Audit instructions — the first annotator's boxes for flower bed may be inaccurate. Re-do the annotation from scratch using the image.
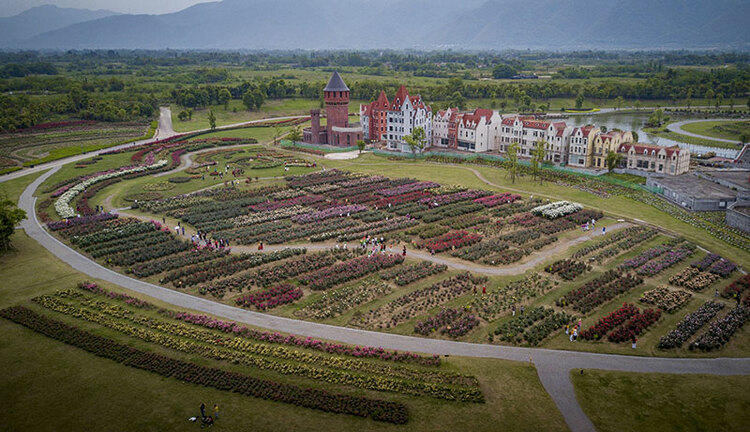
[0,306,409,424]
[545,259,591,281]
[619,239,683,270]
[669,267,719,292]
[579,303,640,341]
[235,283,303,310]
[691,306,750,351]
[291,204,367,224]
[299,254,404,291]
[473,193,521,208]
[130,249,229,278]
[418,190,488,207]
[640,287,692,313]
[377,181,440,197]
[556,271,644,313]
[472,274,556,322]
[249,194,323,212]
[708,258,737,278]
[355,273,487,330]
[493,306,573,346]
[634,246,695,276]
[379,262,447,286]
[47,213,118,231]
[607,308,661,343]
[452,238,509,262]
[658,301,725,349]
[530,201,583,219]
[423,230,482,253]
[443,214,490,230]
[297,280,392,320]
[691,253,721,271]
[572,226,652,259]
[722,275,750,299]
[406,224,450,240]
[414,308,480,338]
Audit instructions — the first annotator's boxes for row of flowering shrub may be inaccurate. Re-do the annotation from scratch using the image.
[619,239,683,270]
[690,306,750,351]
[571,226,652,259]
[634,245,695,276]
[74,281,441,366]
[297,280,393,320]
[379,262,447,286]
[47,213,118,231]
[299,254,404,291]
[249,194,323,212]
[587,228,659,264]
[331,217,418,242]
[377,181,440,197]
[670,267,720,292]
[291,204,368,224]
[579,303,640,341]
[473,193,521,208]
[355,273,487,330]
[69,220,156,247]
[658,301,726,349]
[55,160,167,218]
[130,249,229,278]
[422,230,482,253]
[235,283,303,310]
[414,308,480,338]
[530,201,583,219]
[406,224,450,240]
[443,214,490,230]
[722,275,750,299]
[163,248,305,287]
[418,190,488,207]
[493,306,573,346]
[556,271,644,313]
[41,291,481,402]
[472,274,557,322]
[257,217,359,244]
[451,238,509,262]
[607,308,661,343]
[545,259,591,281]
[0,306,409,424]
[640,287,693,313]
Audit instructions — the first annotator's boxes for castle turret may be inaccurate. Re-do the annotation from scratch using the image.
[324,71,350,139]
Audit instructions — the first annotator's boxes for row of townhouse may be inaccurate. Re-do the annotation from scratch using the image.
[361,93,689,175]
[360,86,432,153]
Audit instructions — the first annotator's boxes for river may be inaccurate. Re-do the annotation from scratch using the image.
[565,112,741,159]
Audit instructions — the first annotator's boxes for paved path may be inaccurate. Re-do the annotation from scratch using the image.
[17,167,750,432]
[668,118,742,144]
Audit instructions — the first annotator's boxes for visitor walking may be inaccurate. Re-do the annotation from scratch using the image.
[482,285,487,295]
[213,404,219,420]
[511,305,516,317]
[631,337,637,349]
[520,305,525,315]
[402,246,407,256]
[602,226,606,235]
[258,242,264,251]
[200,403,206,418]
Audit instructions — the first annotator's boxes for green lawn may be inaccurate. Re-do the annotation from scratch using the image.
[0,170,48,204]
[649,125,743,149]
[603,172,647,185]
[572,370,750,432]
[680,120,750,142]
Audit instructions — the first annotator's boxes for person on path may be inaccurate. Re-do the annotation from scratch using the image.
[572,327,578,342]
[200,403,206,418]
[715,289,719,298]
[258,242,263,251]
[512,305,516,317]
[162,217,166,224]
[181,226,185,236]
[402,246,407,256]
[473,286,477,295]
[482,285,487,295]
[431,249,435,256]
[520,305,525,315]
[631,336,637,349]
[602,226,606,235]
[213,404,219,420]
[565,324,570,336]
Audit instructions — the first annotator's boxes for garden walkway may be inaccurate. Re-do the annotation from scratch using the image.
[668,119,740,144]
[18,167,750,432]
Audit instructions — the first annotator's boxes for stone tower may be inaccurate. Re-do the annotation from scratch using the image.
[324,71,350,139]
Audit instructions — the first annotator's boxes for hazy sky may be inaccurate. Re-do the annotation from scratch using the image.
[0,0,216,17]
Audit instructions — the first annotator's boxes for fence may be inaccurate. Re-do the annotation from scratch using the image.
[281,140,357,153]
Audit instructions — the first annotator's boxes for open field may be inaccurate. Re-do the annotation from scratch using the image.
[572,370,750,432]
[679,120,750,142]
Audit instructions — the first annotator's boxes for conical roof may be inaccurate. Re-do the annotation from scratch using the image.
[324,71,349,92]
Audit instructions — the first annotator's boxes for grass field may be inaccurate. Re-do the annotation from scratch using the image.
[649,125,743,149]
[680,120,750,142]
[572,370,750,432]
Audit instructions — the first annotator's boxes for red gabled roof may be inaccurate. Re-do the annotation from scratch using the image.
[619,143,684,157]
[460,109,494,128]
[391,85,409,110]
[521,119,551,130]
[372,90,389,110]
[501,116,517,126]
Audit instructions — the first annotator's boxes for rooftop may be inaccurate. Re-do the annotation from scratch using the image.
[650,174,737,200]
[324,71,349,92]
[702,170,750,191]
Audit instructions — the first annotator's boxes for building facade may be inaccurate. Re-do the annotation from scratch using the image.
[303,72,363,147]
[591,131,634,169]
[360,85,432,152]
[567,126,600,168]
[617,143,690,175]
[497,117,574,163]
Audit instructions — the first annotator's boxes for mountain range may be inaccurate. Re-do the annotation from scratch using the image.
[3,0,749,50]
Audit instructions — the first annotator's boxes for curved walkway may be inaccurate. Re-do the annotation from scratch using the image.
[17,168,750,432]
[668,119,741,144]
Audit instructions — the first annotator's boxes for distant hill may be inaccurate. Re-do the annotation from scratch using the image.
[0,5,119,44]
[6,0,750,50]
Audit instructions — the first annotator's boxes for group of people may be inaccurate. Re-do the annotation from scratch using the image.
[565,319,584,342]
[581,218,597,232]
[189,403,219,427]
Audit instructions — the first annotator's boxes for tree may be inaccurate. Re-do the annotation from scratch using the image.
[218,88,232,110]
[705,89,715,107]
[634,100,642,111]
[505,141,520,184]
[531,140,547,184]
[357,139,366,154]
[686,89,693,109]
[0,195,26,252]
[716,94,724,109]
[605,151,623,172]
[739,132,749,145]
[646,108,669,127]
[243,88,265,111]
[492,64,517,79]
[448,91,465,111]
[177,110,188,121]
[747,98,750,111]
[207,109,216,130]
[614,96,624,110]
[287,125,302,145]
[631,131,639,142]
[273,126,283,146]
[187,108,193,121]
[404,126,427,157]
[69,85,89,112]
[575,91,585,109]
